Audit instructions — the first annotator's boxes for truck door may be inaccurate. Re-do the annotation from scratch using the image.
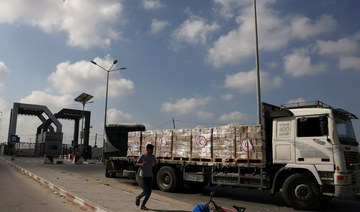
[294,116,334,169]
[273,117,296,164]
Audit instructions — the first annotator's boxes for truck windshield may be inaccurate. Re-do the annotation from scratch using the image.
[335,116,358,146]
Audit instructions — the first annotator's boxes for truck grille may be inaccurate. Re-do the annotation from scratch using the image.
[344,151,360,170]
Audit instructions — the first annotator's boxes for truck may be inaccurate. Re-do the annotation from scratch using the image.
[104,101,360,210]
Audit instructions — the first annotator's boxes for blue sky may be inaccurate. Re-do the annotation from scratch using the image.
[0,0,359,146]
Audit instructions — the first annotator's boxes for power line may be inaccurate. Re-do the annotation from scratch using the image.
[154,120,173,129]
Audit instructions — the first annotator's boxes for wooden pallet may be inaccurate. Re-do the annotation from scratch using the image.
[156,156,171,160]
[191,158,211,162]
[235,159,262,164]
[213,158,235,163]
[172,157,190,161]
[127,155,139,159]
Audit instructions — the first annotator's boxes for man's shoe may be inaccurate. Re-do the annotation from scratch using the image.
[141,205,149,210]
[135,197,140,206]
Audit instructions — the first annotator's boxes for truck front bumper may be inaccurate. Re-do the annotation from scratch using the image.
[334,170,360,199]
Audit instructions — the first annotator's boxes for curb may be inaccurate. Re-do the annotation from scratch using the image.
[0,156,110,212]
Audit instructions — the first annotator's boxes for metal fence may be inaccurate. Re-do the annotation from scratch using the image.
[0,142,102,159]
[0,142,73,157]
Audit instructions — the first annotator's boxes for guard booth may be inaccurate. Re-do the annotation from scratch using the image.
[36,132,63,157]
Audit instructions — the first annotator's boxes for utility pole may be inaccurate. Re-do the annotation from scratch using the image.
[94,133,98,148]
[172,117,176,129]
[254,0,262,125]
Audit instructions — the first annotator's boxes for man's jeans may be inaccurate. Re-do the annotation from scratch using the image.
[138,177,152,206]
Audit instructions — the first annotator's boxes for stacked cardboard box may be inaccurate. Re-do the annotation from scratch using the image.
[172,129,192,159]
[235,125,263,161]
[213,125,235,160]
[127,131,141,157]
[141,131,156,155]
[127,124,263,163]
[155,130,173,158]
[191,127,212,159]
[248,125,263,160]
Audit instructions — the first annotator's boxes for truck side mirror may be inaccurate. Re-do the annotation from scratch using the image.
[320,116,328,136]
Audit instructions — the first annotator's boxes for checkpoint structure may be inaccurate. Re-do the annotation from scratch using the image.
[7,102,91,162]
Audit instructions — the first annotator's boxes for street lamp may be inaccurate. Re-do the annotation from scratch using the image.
[253,0,261,125]
[90,60,126,160]
[75,93,94,154]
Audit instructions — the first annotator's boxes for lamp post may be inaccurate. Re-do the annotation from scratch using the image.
[254,0,261,125]
[75,93,94,155]
[90,60,126,160]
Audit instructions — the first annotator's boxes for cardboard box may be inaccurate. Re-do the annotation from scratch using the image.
[141,131,156,154]
[191,127,212,159]
[172,129,192,158]
[213,125,235,160]
[155,130,172,158]
[127,131,141,157]
[235,125,263,161]
[247,125,262,139]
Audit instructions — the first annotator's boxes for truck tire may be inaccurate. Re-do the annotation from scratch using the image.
[157,166,179,192]
[282,173,322,210]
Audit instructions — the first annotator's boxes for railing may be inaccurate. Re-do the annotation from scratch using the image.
[0,142,73,157]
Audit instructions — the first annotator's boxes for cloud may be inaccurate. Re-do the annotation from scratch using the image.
[221,94,234,101]
[107,108,133,124]
[150,19,169,34]
[213,0,251,20]
[172,15,219,49]
[142,0,165,10]
[315,38,358,55]
[0,0,125,49]
[207,1,336,68]
[19,91,74,112]
[289,15,336,39]
[161,96,213,115]
[339,56,360,72]
[0,98,6,112]
[0,61,10,79]
[224,70,283,93]
[287,97,306,104]
[48,56,134,98]
[197,111,214,120]
[218,111,249,123]
[284,48,327,77]
[0,61,10,92]
[61,0,125,48]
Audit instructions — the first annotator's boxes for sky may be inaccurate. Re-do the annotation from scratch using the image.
[0,0,359,147]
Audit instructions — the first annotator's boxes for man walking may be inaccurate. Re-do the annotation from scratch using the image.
[136,143,156,210]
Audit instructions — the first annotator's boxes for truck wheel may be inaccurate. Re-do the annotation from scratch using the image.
[157,166,178,192]
[282,173,322,210]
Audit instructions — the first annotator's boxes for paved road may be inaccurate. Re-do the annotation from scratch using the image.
[0,161,86,212]
[42,159,360,212]
[2,157,360,212]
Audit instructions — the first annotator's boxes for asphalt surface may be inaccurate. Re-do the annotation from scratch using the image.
[0,161,87,212]
[0,156,193,212]
[1,155,359,212]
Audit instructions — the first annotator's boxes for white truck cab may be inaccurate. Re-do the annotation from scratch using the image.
[272,101,360,204]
